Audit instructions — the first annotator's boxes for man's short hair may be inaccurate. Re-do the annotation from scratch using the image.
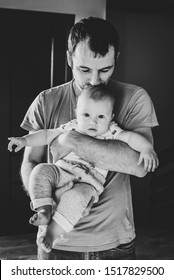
[68,17,119,59]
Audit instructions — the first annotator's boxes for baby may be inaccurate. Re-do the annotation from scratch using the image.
[8,84,159,252]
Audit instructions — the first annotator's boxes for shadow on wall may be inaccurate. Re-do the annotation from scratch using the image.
[106,8,174,227]
[132,141,174,227]
[149,141,174,225]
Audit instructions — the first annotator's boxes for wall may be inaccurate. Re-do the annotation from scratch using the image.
[107,8,174,225]
[0,1,106,235]
[107,9,174,153]
[0,0,106,21]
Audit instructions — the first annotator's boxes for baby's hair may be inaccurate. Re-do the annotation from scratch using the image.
[79,84,115,110]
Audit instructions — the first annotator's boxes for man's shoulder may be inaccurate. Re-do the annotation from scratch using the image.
[40,80,73,100]
[108,79,143,95]
[108,79,149,106]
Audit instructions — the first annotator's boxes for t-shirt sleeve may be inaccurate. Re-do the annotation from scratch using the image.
[123,88,159,130]
[108,122,124,139]
[20,91,45,132]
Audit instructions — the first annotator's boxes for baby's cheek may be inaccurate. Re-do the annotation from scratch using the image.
[78,122,88,134]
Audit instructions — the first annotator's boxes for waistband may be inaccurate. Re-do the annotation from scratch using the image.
[38,240,136,260]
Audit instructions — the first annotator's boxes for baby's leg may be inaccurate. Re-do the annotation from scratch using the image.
[57,182,98,225]
[28,163,60,226]
[39,182,98,252]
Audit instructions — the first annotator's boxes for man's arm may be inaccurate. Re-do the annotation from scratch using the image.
[20,145,45,193]
[50,127,154,178]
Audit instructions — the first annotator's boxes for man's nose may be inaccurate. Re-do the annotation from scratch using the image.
[90,72,100,86]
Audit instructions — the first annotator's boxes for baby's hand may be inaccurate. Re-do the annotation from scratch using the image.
[138,148,159,172]
[8,137,27,152]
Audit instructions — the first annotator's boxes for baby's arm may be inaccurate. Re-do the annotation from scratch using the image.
[8,120,77,152]
[8,128,63,153]
[116,130,159,172]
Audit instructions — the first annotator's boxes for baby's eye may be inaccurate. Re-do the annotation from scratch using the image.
[98,115,105,119]
[84,113,90,117]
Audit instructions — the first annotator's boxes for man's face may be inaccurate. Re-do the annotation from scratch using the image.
[68,42,115,92]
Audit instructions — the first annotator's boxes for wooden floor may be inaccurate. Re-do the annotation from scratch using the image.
[0,233,37,260]
[0,225,174,260]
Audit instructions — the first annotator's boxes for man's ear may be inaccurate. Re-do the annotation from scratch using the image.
[67,50,73,68]
[116,51,120,63]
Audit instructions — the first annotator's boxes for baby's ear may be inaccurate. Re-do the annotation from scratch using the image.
[112,113,115,120]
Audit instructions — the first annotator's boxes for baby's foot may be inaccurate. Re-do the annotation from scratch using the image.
[39,235,52,253]
[39,232,65,253]
[37,227,54,253]
[37,219,66,253]
[29,209,51,226]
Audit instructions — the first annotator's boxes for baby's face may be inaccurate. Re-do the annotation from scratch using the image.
[76,94,113,137]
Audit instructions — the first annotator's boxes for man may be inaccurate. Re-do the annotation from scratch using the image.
[20,17,158,260]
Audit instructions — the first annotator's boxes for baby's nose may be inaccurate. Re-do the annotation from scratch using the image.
[90,118,97,124]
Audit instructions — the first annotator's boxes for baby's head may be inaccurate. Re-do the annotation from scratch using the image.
[76,84,115,137]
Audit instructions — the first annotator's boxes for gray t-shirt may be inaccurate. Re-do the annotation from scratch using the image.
[21,79,158,252]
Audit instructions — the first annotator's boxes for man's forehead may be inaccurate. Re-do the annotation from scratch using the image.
[73,42,115,63]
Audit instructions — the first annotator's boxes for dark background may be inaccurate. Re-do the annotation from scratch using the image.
[107,0,174,227]
[0,0,174,236]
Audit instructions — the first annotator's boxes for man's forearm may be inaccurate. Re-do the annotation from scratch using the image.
[58,131,146,177]
[20,161,36,194]
[77,137,145,177]
[20,145,45,193]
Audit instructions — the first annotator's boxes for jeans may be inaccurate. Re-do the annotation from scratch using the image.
[37,240,136,260]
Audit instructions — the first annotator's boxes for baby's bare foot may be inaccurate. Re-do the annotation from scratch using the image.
[37,228,53,253]
[39,232,65,253]
[29,209,51,226]
[40,236,52,253]
[37,219,66,253]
